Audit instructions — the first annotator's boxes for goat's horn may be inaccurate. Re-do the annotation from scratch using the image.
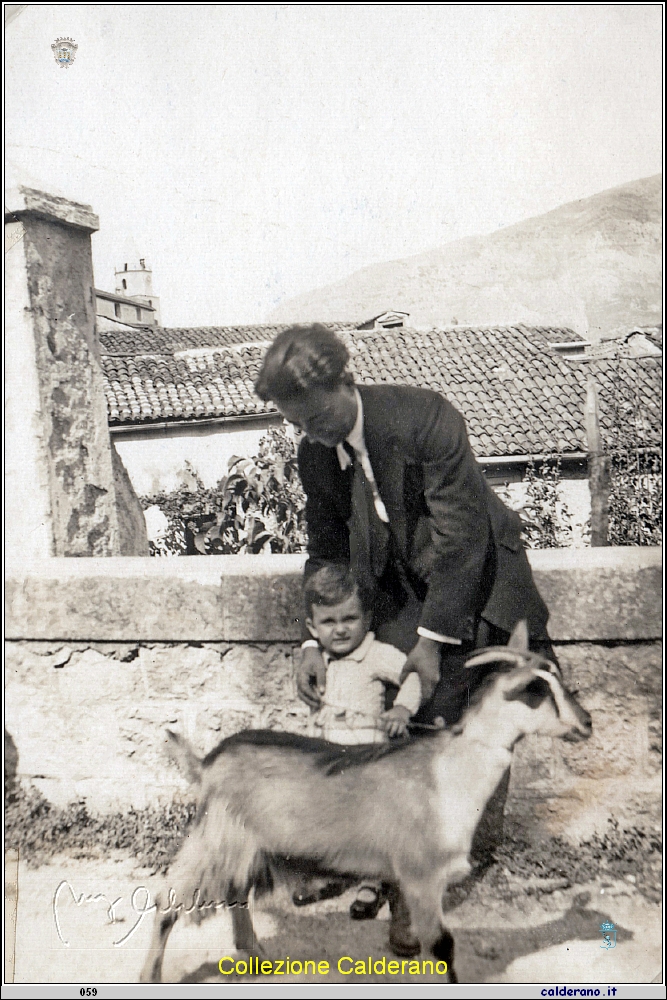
[464,649,523,668]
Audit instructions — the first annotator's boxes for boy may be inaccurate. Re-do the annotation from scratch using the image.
[294,564,421,918]
[304,564,421,744]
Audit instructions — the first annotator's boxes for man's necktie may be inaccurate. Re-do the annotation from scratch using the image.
[344,442,390,581]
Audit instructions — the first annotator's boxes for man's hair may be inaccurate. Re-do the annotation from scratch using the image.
[304,564,374,618]
[255,324,350,402]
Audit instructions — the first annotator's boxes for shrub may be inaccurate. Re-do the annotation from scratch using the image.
[521,457,572,549]
[5,781,195,871]
[607,455,662,546]
[604,368,662,546]
[141,426,308,556]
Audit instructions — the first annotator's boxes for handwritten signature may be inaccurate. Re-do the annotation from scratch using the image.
[53,881,248,947]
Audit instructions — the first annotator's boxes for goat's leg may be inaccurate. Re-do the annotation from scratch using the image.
[139,890,259,983]
[386,883,421,958]
[138,894,178,984]
[469,767,509,870]
[231,901,258,953]
[398,878,458,983]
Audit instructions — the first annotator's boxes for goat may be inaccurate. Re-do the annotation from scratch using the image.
[139,622,592,983]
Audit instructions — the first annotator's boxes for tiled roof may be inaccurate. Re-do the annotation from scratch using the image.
[101,324,661,457]
[98,322,358,356]
[551,356,661,454]
[103,347,272,423]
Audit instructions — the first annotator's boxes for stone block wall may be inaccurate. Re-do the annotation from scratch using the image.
[5,639,306,811]
[506,641,662,840]
[5,548,662,839]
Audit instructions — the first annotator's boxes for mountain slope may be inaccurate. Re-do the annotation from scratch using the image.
[269,175,662,340]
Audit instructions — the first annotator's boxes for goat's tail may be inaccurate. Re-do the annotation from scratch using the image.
[165,729,203,785]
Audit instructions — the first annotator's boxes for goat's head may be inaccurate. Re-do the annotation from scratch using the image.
[463,621,592,744]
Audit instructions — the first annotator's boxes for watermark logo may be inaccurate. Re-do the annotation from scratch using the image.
[51,37,78,68]
[599,920,617,950]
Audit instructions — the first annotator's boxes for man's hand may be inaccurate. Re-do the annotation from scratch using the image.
[295,645,327,709]
[399,636,442,703]
[380,705,411,739]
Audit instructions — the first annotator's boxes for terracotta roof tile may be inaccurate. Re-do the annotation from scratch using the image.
[97,321,358,356]
[101,324,661,457]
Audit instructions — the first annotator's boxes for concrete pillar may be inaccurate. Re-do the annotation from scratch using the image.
[5,186,148,557]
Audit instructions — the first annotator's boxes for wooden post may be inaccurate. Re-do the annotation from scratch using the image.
[585,377,611,546]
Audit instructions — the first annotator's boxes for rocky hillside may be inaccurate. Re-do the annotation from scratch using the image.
[269,175,662,341]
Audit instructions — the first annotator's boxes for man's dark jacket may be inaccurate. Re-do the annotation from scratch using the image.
[298,384,549,643]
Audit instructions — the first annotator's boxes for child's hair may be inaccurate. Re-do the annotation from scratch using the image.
[304,564,374,618]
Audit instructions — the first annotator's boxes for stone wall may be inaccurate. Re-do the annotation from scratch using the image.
[5,638,304,811]
[506,640,662,840]
[5,549,662,839]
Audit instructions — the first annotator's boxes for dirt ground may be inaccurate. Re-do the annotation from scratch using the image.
[9,851,662,985]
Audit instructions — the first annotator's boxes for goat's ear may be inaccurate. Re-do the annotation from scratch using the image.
[503,675,551,708]
[507,619,530,653]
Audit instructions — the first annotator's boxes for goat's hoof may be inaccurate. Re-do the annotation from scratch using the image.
[388,925,421,958]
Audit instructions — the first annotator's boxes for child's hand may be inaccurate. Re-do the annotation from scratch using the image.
[380,705,411,738]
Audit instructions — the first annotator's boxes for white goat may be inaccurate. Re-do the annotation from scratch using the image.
[140,623,591,983]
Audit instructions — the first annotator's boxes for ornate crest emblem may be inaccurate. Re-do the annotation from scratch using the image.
[51,37,78,69]
[599,920,617,949]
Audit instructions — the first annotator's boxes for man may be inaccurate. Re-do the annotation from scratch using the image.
[255,323,555,725]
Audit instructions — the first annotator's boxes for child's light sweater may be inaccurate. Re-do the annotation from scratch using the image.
[310,631,421,745]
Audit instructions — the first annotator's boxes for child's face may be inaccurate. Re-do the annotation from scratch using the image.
[306,593,370,658]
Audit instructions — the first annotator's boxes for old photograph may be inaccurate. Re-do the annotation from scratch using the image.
[5,4,662,993]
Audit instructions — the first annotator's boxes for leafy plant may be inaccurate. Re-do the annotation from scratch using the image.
[607,456,662,546]
[141,427,308,556]
[604,367,662,546]
[521,457,572,549]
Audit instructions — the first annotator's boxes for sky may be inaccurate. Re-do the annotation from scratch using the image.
[5,4,663,326]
